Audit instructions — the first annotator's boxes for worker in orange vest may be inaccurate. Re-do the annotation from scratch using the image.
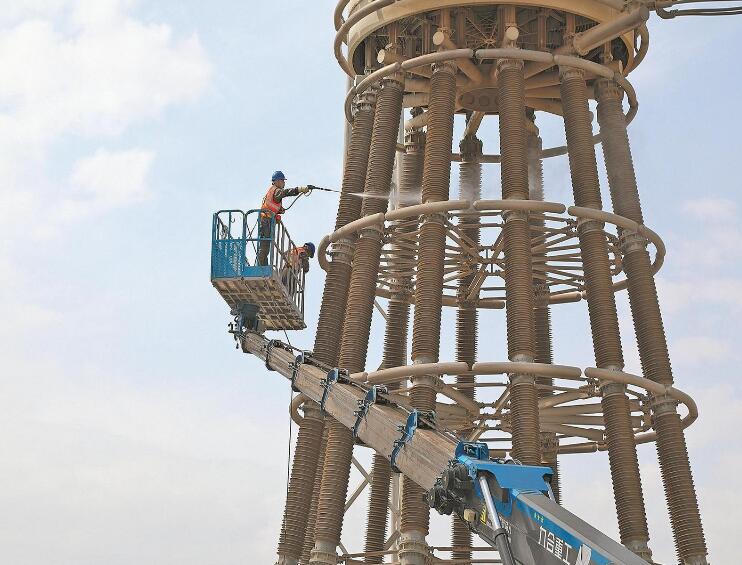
[290,242,315,273]
[282,242,315,296]
[257,171,316,266]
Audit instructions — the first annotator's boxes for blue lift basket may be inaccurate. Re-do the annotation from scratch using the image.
[211,209,306,330]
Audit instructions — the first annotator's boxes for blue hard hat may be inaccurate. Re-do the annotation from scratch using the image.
[271,170,287,182]
[304,242,316,257]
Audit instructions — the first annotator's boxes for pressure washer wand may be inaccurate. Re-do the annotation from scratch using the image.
[307,185,341,194]
[284,185,341,211]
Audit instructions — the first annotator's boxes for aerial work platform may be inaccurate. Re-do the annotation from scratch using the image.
[211,209,306,331]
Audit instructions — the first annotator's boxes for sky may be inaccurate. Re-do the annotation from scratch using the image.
[0,1,739,564]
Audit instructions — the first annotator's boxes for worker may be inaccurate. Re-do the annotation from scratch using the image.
[282,242,315,297]
[290,241,315,274]
[257,171,316,266]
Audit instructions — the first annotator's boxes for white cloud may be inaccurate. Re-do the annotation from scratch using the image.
[669,197,742,269]
[657,276,742,314]
[681,197,737,222]
[59,147,154,222]
[0,0,211,237]
[0,355,284,565]
[670,335,730,366]
[675,224,742,269]
[0,3,210,143]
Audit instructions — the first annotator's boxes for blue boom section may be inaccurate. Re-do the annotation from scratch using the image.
[443,441,647,565]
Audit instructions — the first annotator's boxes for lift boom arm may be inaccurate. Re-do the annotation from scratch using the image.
[242,332,646,565]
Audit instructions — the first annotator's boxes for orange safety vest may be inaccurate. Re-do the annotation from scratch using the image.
[290,246,306,268]
[261,185,284,221]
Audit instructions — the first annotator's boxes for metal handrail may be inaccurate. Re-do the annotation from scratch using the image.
[211,209,306,315]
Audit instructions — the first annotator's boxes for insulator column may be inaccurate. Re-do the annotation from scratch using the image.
[363,300,409,564]
[497,59,541,466]
[451,132,482,565]
[276,403,325,565]
[310,74,405,565]
[596,78,708,565]
[560,67,651,560]
[301,427,328,565]
[313,90,377,366]
[363,124,423,564]
[527,124,561,504]
[278,85,377,565]
[400,58,457,565]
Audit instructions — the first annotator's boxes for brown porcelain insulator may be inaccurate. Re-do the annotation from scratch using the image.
[578,228,624,370]
[527,131,551,373]
[455,297,477,362]
[412,219,447,362]
[498,60,536,359]
[313,100,376,366]
[404,61,456,538]
[400,127,426,201]
[301,426,328,565]
[411,63,455,363]
[543,446,561,504]
[411,380,437,411]
[455,301,478,399]
[527,130,545,203]
[601,387,650,544]
[498,62,530,201]
[364,453,392,564]
[400,475,429,536]
[289,94,377,565]
[339,75,405,375]
[540,431,561,504]
[383,299,410,370]
[653,406,708,561]
[400,381,437,536]
[277,403,326,561]
[533,300,553,368]
[509,375,542,466]
[313,419,355,547]
[335,100,376,230]
[560,68,650,552]
[313,76,404,561]
[596,80,673,384]
[340,235,385,373]
[594,80,644,226]
[529,129,561,503]
[314,261,354,366]
[596,80,707,563]
[456,155,481,403]
[502,217,536,360]
[453,164,478,565]
[386,127,424,300]
[452,515,473,564]
[361,78,405,216]
[560,70,603,210]
[420,63,456,203]
[622,249,673,386]
[364,213,412,562]
[498,59,540,467]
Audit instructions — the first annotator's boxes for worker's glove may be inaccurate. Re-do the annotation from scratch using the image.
[298,186,312,194]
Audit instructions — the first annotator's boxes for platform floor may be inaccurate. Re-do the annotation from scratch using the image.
[212,273,305,331]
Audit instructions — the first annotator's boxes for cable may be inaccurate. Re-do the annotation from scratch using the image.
[285,386,293,501]
[283,330,293,349]
[282,193,305,212]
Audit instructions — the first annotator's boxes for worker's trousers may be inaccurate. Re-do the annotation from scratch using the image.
[257,218,272,266]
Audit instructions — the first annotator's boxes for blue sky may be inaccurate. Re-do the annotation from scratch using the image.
[0,1,739,563]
